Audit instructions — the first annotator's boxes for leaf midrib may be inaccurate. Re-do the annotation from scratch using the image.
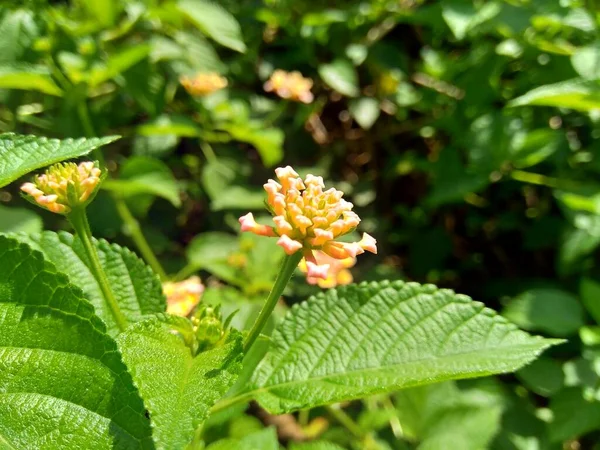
[246,339,555,399]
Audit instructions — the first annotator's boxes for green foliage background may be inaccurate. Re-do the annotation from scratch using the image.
[1,0,600,448]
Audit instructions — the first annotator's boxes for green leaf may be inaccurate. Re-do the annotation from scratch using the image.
[502,288,585,337]
[117,316,243,449]
[244,281,559,414]
[102,156,181,208]
[571,44,600,80]
[290,442,346,450]
[137,114,201,138]
[318,59,359,97]
[0,10,38,64]
[395,380,504,450]
[441,0,476,40]
[580,277,600,324]
[12,231,166,337]
[87,45,151,87]
[224,125,284,167]
[549,388,600,442]
[509,78,600,112]
[0,63,63,96]
[178,0,246,53]
[186,232,240,284]
[0,235,152,448]
[517,357,564,397]
[349,97,380,130]
[0,133,119,189]
[205,428,279,450]
[0,205,42,234]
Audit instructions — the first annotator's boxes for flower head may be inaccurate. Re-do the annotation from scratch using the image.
[239,166,376,282]
[21,161,103,214]
[299,251,355,288]
[163,276,205,317]
[264,70,314,104]
[180,72,228,96]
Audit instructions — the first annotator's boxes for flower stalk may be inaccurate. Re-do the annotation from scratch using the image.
[68,207,129,332]
[244,251,303,353]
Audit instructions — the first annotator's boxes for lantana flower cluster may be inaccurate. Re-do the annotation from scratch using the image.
[264,70,314,104]
[180,72,228,96]
[239,166,376,281]
[163,276,205,317]
[298,251,355,288]
[21,161,102,214]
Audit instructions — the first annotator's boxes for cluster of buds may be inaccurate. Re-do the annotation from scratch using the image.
[21,161,103,214]
[239,166,376,282]
[163,276,205,317]
[264,70,314,104]
[180,72,228,96]
[299,251,355,289]
[192,304,233,352]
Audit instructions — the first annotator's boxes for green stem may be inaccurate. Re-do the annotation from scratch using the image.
[199,141,217,164]
[326,405,364,439]
[243,251,303,353]
[68,208,129,332]
[509,170,561,188]
[114,197,168,281]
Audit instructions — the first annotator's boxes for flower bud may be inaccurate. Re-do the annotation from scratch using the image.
[21,161,103,214]
[163,276,204,317]
[180,72,228,96]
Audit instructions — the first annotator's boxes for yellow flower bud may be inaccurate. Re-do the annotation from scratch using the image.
[264,70,314,104]
[163,276,205,317]
[180,72,228,96]
[21,161,103,214]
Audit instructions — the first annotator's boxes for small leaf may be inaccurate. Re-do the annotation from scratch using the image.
[205,428,279,450]
[441,0,476,40]
[102,156,181,208]
[571,44,600,80]
[186,232,240,283]
[178,0,246,53]
[87,45,151,88]
[509,78,600,112]
[580,277,600,324]
[318,59,359,97]
[0,235,152,448]
[517,357,564,397]
[224,125,284,167]
[0,205,42,234]
[117,316,243,449]
[0,133,119,189]
[0,63,62,96]
[245,281,559,414]
[12,231,166,336]
[349,97,380,130]
[549,388,600,442]
[502,288,585,337]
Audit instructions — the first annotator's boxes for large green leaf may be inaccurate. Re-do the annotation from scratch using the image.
[509,78,600,111]
[13,231,165,336]
[117,316,243,449]
[178,0,246,53]
[0,235,153,448]
[244,281,559,413]
[0,133,119,189]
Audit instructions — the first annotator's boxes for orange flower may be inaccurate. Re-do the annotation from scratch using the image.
[264,70,314,103]
[298,251,355,288]
[163,276,205,317]
[239,166,376,281]
[21,161,102,214]
[180,72,228,96]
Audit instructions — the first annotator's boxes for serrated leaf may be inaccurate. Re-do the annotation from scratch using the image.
[102,156,181,208]
[0,63,63,96]
[244,281,559,414]
[12,231,165,336]
[0,205,42,234]
[318,59,359,97]
[0,133,119,189]
[509,78,600,111]
[117,316,243,449]
[178,0,246,53]
[0,235,153,448]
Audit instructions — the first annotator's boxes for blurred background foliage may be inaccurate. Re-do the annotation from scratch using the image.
[2,0,600,448]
